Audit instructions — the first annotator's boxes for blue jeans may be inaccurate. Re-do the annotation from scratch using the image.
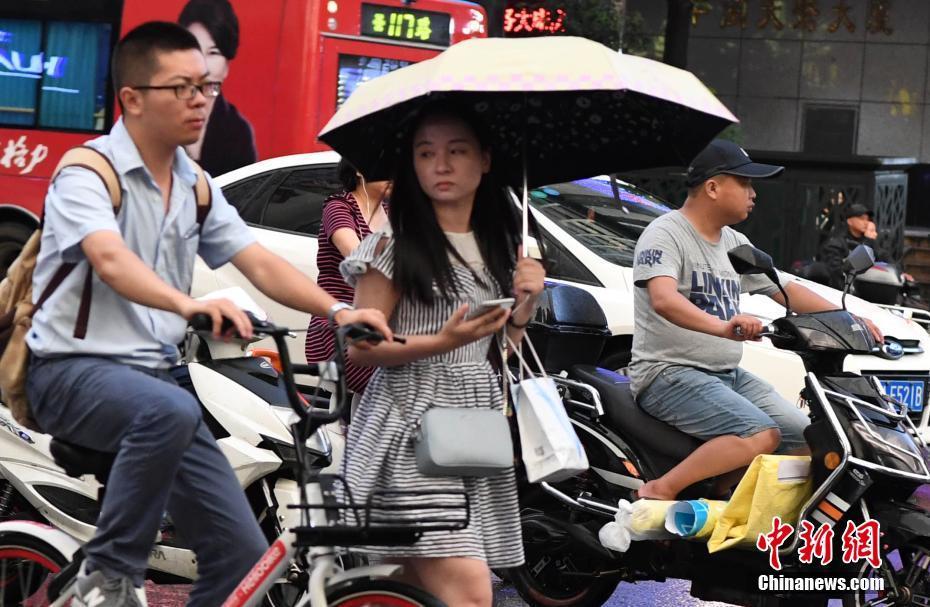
[26,355,267,607]
[637,365,809,453]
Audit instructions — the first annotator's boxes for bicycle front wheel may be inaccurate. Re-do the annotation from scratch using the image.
[325,579,445,607]
[0,531,68,606]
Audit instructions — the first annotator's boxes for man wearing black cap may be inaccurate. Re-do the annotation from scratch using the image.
[817,203,906,289]
[630,139,882,501]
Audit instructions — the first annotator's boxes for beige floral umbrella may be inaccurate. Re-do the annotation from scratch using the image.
[319,36,737,247]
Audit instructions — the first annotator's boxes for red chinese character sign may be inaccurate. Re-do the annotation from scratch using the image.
[793,0,821,32]
[757,0,785,31]
[503,5,567,35]
[720,0,748,29]
[828,0,856,33]
[866,0,893,35]
[797,520,834,565]
[841,519,881,568]
[757,517,883,569]
[690,0,893,35]
[756,516,794,570]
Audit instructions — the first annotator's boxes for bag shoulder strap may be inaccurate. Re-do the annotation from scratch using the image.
[50,145,123,338]
[27,146,122,321]
[189,160,212,233]
[51,145,122,212]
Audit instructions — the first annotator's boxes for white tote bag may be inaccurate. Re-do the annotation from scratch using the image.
[507,335,588,483]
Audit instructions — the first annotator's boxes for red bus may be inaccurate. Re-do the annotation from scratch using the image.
[0,0,487,275]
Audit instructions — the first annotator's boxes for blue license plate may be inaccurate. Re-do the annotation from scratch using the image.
[880,379,926,412]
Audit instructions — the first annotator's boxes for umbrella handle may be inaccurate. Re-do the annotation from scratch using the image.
[522,158,529,258]
[507,186,529,259]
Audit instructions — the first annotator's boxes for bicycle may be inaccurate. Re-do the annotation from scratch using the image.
[0,318,468,607]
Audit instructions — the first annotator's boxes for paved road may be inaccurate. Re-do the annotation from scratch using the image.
[144,577,736,606]
[493,578,735,607]
[142,487,930,605]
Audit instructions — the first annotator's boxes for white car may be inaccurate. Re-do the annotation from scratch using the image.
[193,152,930,433]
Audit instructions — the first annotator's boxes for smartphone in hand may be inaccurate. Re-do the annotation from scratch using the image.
[464,297,515,320]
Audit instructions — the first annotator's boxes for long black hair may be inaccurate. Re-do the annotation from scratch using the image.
[389,101,543,305]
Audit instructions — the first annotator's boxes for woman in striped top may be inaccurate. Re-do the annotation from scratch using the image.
[339,103,546,607]
[305,159,390,393]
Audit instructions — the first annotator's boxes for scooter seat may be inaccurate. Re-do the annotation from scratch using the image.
[569,365,704,464]
[49,439,115,484]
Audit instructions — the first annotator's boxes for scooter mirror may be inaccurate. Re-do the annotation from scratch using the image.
[840,244,876,311]
[728,244,793,315]
[843,244,876,276]
[728,244,775,275]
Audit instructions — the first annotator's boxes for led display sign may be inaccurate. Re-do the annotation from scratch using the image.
[503,6,567,35]
[360,3,450,46]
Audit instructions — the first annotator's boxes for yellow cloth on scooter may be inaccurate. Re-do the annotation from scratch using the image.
[707,455,812,553]
[665,499,728,540]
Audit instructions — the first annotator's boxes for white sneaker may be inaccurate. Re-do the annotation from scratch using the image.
[72,563,144,607]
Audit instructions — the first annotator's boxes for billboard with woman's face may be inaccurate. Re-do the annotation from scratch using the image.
[0,0,486,187]
[177,0,256,177]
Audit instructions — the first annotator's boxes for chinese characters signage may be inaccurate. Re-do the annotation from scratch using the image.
[360,3,451,46]
[0,135,48,176]
[757,516,881,570]
[503,6,567,35]
[692,0,894,35]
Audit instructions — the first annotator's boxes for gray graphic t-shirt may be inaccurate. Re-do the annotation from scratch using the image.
[628,211,781,396]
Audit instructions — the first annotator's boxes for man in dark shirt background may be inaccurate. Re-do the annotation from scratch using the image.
[817,203,912,289]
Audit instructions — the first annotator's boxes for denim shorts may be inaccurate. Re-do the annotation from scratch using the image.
[637,365,809,453]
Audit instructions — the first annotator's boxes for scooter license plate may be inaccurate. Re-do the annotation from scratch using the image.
[879,379,925,412]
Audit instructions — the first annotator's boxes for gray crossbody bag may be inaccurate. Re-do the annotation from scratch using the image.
[411,336,514,477]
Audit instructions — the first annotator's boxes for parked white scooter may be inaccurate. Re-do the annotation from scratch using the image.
[0,288,330,603]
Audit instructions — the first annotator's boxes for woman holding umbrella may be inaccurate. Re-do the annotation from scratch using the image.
[338,102,546,606]
[318,36,738,604]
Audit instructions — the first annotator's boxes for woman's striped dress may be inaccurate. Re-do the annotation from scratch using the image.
[338,232,524,568]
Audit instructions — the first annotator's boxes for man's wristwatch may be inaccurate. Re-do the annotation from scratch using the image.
[327,302,354,327]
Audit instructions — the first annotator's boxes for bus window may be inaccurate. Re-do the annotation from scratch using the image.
[336,55,411,109]
[0,18,112,131]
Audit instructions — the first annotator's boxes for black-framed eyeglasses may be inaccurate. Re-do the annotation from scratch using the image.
[130,82,222,100]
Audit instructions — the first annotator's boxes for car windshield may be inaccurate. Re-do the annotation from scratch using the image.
[528,177,676,267]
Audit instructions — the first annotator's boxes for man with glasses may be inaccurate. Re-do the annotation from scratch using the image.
[26,22,391,606]
[132,79,223,99]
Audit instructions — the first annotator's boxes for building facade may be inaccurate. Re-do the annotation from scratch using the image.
[628,0,930,161]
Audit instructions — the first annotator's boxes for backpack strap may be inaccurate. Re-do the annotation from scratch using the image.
[35,263,78,311]
[50,145,123,339]
[49,150,210,340]
[51,146,123,213]
[189,161,212,233]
